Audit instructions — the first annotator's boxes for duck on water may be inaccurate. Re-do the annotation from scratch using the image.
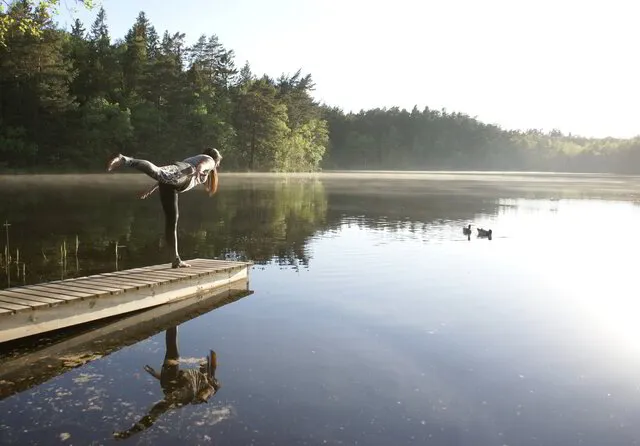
[462,224,493,240]
[477,228,493,239]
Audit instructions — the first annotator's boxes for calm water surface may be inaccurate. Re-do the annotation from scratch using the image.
[1,172,640,445]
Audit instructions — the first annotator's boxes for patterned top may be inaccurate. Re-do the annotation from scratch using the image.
[179,154,217,193]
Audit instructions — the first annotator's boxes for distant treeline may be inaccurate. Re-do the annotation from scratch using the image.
[323,107,640,173]
[1,2,639,173]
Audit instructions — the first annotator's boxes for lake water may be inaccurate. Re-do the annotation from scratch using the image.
[1,172,640,445]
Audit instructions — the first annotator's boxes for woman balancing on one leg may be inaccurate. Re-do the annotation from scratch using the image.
[106,148,222,268]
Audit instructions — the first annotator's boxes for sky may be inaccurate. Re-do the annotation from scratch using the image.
[54,0,640,139]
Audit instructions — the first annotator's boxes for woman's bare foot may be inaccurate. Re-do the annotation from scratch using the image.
[106,154,124,172]
[171,259,191,268]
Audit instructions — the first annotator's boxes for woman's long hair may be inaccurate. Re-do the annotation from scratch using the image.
[206,168,219,195]
[202,148,221,196]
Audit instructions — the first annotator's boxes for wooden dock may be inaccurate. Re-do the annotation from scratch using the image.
[0,258,252,344]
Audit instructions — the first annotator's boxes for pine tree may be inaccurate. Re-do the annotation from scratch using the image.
[87,6,120,101]
[68,18,90,103]
[276,69,318,130]
[122,11,149,98]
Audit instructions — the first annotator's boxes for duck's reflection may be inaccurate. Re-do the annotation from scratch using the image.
[113,326,221,440]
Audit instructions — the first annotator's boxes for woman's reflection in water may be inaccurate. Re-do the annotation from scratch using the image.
[113,326,221,440]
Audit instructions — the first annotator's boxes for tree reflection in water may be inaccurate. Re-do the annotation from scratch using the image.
[0,175,328,287]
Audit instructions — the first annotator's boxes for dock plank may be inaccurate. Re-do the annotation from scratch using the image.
[97,273,161,286]
[4,287,79,301]
[141,268,204,276]
[80,276,148,287]
[181,266,233,273]
[190,260,236,267]
[0,300,31,311]
[63,279,129,293]
[0,290,63,305]
[81,277,150,288]
[131,260,237,273]
[25,284,100,298]
[74,278,146,292]
[47,281,122,294]
[0,295,46,309]
[130,271,197,280]
[162,266,233,275]
[100,272,177,284]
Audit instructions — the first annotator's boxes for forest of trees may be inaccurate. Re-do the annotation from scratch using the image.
[2,2,640,174]
[0,3,327,172]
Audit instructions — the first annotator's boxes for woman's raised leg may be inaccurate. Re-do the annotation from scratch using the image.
[107,154,165,182]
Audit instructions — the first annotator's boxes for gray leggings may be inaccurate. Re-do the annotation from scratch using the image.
[126,158,192,189]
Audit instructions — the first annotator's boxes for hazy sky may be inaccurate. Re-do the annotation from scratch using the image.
[55,0,639,139]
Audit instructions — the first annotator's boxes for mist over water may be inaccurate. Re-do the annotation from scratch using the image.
[1,172,640,445]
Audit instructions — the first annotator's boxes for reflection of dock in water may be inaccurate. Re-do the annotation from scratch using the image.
[0,279,253,402]
[0,258,252,343]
